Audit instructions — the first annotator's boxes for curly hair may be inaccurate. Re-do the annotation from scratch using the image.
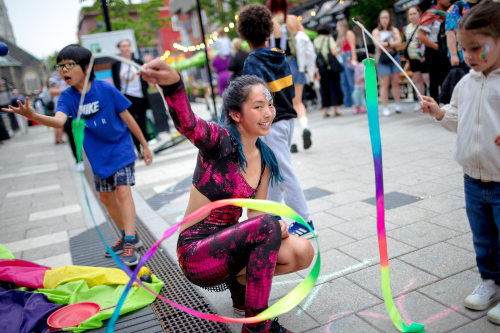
[237,4,274,46]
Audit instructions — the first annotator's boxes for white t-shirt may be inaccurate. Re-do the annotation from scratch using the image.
[421,20,441,43]
[119,63,143,98]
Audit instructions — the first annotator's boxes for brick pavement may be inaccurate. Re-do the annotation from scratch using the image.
[1,100,498,332]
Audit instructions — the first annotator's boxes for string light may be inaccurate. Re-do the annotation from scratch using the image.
[298,15,302,20]
[311,11,316,16]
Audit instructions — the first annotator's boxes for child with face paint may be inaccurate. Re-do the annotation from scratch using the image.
[140,58,314,333]
[420,0,500,324]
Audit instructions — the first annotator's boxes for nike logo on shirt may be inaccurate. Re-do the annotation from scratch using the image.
[81,101,100,115]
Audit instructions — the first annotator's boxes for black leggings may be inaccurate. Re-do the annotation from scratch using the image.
[425,47,451,102]
[125,95,149,155]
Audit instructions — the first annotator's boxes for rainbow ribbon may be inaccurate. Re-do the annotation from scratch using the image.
[364,58,425,333]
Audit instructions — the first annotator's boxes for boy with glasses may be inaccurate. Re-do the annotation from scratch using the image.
[2,44,152,266]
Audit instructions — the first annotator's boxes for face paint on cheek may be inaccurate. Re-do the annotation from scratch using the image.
[480,43,493,62]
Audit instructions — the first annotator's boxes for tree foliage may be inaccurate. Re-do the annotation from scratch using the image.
[85,0,169,46]
[350,0,396,32]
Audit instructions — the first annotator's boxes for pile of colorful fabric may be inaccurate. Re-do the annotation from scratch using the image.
[0,244,163,333]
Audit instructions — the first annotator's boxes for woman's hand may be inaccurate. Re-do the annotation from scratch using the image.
[279,219,289,239]
[420,96,445,120]
[140,58,181,86]
[1,97,37,120]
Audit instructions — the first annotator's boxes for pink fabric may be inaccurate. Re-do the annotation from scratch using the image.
[0,260,50,289]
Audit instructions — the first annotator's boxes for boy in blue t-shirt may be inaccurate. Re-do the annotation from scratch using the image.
[2,44,152,266]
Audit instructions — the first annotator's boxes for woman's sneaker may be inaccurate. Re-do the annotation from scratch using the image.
[122,243,141,266]
[487,302,500,324]
[288,220,317,239]
[229,282,246,316]
[464,279,500,311]
[104,232,143,257]
[242,318,292,333]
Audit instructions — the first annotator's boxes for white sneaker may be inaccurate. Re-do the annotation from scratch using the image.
[464,279,500,311]
[383,107,391,117]
[395,103,402,113]
[488,302,500,325]
[76,161,86,172]
[413,104,422,112]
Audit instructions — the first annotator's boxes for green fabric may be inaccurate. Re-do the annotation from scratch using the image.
[0,244,15,260]
[36,276,164,332]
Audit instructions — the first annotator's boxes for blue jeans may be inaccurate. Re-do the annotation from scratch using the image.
[464,174,500,284]
[339,51,355,107]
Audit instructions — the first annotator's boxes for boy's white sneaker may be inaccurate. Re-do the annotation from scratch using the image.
[487,302,500,325]
[464,279,500,311]
[76,161,85,172]
[383,107,391,117]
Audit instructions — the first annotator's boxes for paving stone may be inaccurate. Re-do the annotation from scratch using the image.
[308,211,346,230]
[399,182,456,197]
[359,291,470,332]
[384,205,439,226]
[346,259,438,299]
[392,172,442,187]
[428,208,470,233]
[306,315,381,333]
[269,272,304,302]
[305,198,338,215]
[387,221,461,248]
[332,216,398,240]
[302,277,382,325]
[325,202,377,221]
[26,219,85,238]
[432,172,467,188]
[303,187,334,201]
[399,243,477,278]
[268,299,319,333]
[318,179,366,193]
[0,230,25,244]
[310,228,355,254]
[419,270,486,320]
[0,214,30,227]
[450,317,500,332]
[297,249,366,284]
[412,193,466,214]
[446,233,475,253]
[337,236,416,265]
[321,189,373,205]
[363,191,423,210]
[21,241,70,261]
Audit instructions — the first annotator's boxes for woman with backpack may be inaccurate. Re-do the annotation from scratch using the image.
[373,10,403,117]
[313,24,343,117]
[267,0,313,151]
[418,0,452,102]
[405,6,430,106]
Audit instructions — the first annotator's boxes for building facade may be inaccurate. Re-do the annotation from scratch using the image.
[0,0,15,43]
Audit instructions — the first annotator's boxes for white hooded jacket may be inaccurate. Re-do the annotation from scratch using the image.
[295,30,316,83]
[439,68,500,181]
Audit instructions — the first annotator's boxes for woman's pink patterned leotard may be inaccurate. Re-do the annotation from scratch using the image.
[162,79,281,321]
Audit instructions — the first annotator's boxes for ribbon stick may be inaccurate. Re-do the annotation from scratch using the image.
[364,58,424,333]
[352,18,423,102]
[104,199,321,332]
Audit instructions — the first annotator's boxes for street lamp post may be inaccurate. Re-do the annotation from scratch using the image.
[101,0,112,32]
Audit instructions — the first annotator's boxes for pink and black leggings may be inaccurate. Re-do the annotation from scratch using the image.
[177,215,282,319]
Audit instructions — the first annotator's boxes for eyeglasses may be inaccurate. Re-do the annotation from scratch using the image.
[54,62,79,71]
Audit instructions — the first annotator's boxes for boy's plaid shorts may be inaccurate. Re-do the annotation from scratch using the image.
[94,162,135,192]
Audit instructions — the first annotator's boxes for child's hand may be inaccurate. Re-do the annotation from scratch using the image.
[495,134,500,148]
[278,219,289,239]
[140,58,180,86]
[420,96,445,120]
[143,147,153,166]
[1,97,37,120]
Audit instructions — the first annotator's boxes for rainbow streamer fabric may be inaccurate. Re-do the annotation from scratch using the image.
[102,199,321,332]
[364,59,425,333]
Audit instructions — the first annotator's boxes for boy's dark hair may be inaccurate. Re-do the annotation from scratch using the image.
[266,0,289,21]
[458,0,500,39]
[57,44,95,81]
[317,24,332,36]
[237,4,274,46]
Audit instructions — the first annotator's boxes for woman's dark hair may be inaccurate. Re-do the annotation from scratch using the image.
[377,10,393,31]
[266,0,289,22]
[56,44,95,81]
[237,4,274,46]
[317,24,332,36]
[357,51,367,62]
[458,0,500,39]
[219,75,284,186]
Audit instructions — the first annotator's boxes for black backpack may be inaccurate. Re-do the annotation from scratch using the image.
[437,1,464,53]
[315,37,329,75]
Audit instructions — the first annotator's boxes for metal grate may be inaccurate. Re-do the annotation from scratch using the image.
[79,155,232,333]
